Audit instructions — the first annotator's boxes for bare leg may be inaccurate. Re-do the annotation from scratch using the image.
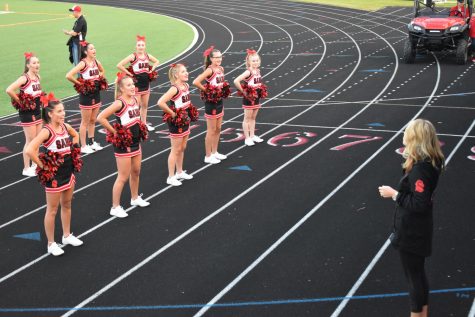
[80,109,92,147]
[212,116,223,154]
[168,137,181,177]
[139,93,150,123]
[242,109,253,139]
[22,125,39,170]
[112,157,132,207]
[205,118,217,157]
[249,109,259,137]
[88,107,100,141]
[175,135,188,174]
[59,185,75,237]
[44,192,61,245]
[129,153,142,200]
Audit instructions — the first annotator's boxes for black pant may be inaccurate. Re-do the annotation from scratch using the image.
[399,250,429,313]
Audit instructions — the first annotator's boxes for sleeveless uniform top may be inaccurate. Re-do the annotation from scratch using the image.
[79,59,100,81]
[115,97,141,129]
[43,124,72,156]
[244,69,262,88]
[20,73,42,98]
[206,66,225,88]
[170,83,191,109]
[131,53,150,74]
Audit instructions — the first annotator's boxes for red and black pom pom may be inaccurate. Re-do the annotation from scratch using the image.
[238,82,259,105]
[148,66,158,82]
[70,143,83,173]
[221,81,231,99]
[188,103,199,122]
[36,151,65,186]
[162,105,190,127]
[73,78,96,94]
[138,121,149,142]
[11,91,40,111]
[106,123,133,149]
[98,76,108,91]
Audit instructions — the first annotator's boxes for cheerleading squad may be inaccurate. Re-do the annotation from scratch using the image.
[5,38,268,256]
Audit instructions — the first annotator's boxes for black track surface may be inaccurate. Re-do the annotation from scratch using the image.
[1,1,474,317]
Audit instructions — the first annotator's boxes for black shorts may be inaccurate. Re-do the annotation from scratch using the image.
[134,73,150,95]
[44,155,76,193]
[204,100,224,119]
[19,98,42,126]
[79,84,101,109]
[242,97,261,109]
[168,122,190,138]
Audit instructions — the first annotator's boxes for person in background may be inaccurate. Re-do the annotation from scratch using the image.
[63,5,87,66]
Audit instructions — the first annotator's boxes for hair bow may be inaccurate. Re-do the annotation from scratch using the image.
[246,49,257,56]
[203,45,215,57]
[40,92,57,107]
[80,41,88,47]
[24,52,33,59]
[136,35,146,42]
[116,72,127,81]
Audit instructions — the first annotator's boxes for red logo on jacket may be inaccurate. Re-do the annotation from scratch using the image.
[415,179,425,193]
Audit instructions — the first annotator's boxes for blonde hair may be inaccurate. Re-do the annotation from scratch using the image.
[402,119,445,172]
[246,52,261,69]
[114,75,132,99]
[168,63,185,84]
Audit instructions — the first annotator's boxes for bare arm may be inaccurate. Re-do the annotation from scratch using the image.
[233,70,251,93]
[97,60,105,77]
[65,123,79,145]
[148,54,160,71]
[157,86,179,118]
[192,68,213,92]
[5,75,27,102]
[117,54,135,76]
[25,128,50,169]
[97,100,123,133]
[66,61,85,84]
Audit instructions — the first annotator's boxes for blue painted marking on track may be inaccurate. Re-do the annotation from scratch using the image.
[13,232,41,241]
[360,69,388,73]
[229,165,252,171]
[452,93,468,96]
[367,122,385,127]
[0,286,473,312]
[294,89,324,93]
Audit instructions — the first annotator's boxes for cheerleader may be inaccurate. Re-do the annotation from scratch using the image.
[192,46,229,164]
[97,73,150,218]
[25,93,83,256]
[66,41,106,154]
[117,35,159,131]
[234,49,266,146]
[5,52,43,177]
[158,64,194,186]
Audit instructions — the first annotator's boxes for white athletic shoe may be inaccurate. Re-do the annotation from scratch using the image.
[81,145,95,154]
[176,170,193,180]
[245,138,255,146]
[251,135,264,143]
[146,123,155,131]
[90,142,103,151]
[204,155,221,164]
[166,176,182,186]
[22,166,36,177]
[62,233,83,247]
[110,205,128,218]
[212,152,227,160]
[130,194,150,207]
[47,242,64,256]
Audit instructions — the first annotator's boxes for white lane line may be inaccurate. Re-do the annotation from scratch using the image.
[468,296,475,317]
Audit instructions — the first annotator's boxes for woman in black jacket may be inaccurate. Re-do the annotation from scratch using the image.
[379,119,445,317]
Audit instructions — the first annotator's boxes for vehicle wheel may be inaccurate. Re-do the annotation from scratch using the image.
[456,39,468,65]
[402,39,416,64]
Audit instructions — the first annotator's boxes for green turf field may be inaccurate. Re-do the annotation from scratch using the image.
[293,0,455,11]
[0,0,195,117]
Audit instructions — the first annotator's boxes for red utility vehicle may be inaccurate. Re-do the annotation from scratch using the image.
[403,0,473,64]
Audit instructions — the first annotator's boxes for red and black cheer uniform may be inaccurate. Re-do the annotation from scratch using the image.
[242,68,262,110]
[168,84,191,138]
[78,59,102,110]
[131,53,151,95]
[204,66,225,119]
[113,97,142,158]
[41,124,75,193]
[18,73,42,127]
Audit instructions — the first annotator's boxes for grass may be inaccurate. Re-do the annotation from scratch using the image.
[292,0,455,11]
[0,0,195,117]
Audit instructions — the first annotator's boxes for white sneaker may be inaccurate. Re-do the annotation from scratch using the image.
[176,170,193,180]
[252,135,264,143]
[90,141,103,151]
[110,205,128,218]
[245,138,255,146]
[146,123,155,131]
[166,176,182,186]
[212,152,227,160]
[22,166,36,177]
[130,194,150,207]
[62,233,83,247]
[31,163,37,169]
[204,155,221,164]
[47,242,64,256]
[81,145,94,154]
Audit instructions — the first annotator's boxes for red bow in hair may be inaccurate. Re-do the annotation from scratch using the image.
[203,45,215,57]
[136,35,146,42]
[80,41,88,47]
[40,92,57,107]
[170,63,177,68]
[116,72,127,81]
[246,49,257,56]
[24,52,33,59]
